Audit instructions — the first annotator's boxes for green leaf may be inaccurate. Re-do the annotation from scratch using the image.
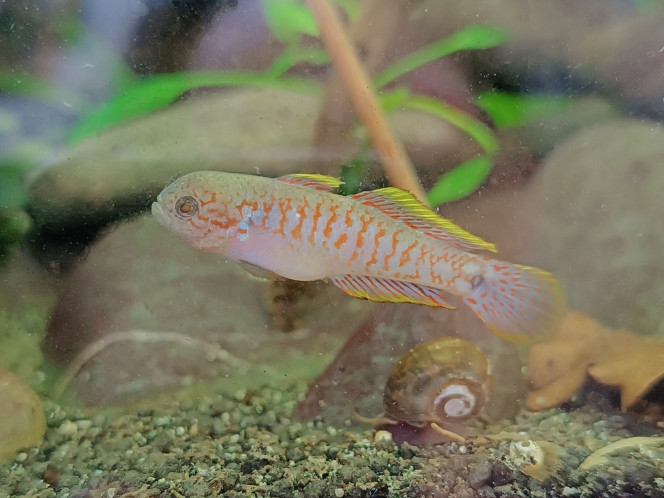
[0,166,28,209]
[262,0,319,42]
[476,91,572,128]
[0,209,31,248]
[427,155,493,206]
[405,94,499,155]
[376,87,410,113]
[68,71,323,144]
[374,25,507,89]
[268,46,331,76]
[339,151,372,195]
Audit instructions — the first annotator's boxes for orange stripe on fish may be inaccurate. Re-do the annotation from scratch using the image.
[344,210,353,228]
[399,240,418,267]
[334,232,348,250]
[290,203,307,240]
[152,172,566,341]
[365,226,386,272]
[308,203,322,246]
[382,232,399,271]
[356,213,372,250]
[323,205,338,240]
[199,191,217,207]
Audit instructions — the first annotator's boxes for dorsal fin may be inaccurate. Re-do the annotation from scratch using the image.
[352,187,497,253]
[276,174,343,192]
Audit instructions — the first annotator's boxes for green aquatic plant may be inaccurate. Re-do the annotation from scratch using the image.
[475,91,573,128]
[67,72,322,144]
[0,309,46,386]
[0,158,38,261]
[380,90,500,205]
[68,0,352,144]
[2,1,580,214]
[68,12,506,204]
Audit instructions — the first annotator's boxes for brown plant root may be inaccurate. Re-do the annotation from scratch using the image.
[304,0,428,204]
[430,422,466,443]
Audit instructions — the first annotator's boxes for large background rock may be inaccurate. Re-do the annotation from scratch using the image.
[519,120,664,335]
[293,303,526,432]
[418,0,664,119]
[42,216,370,405]
[27,87,478,231]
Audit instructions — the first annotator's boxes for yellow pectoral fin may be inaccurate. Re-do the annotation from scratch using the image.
[329,274,456,309]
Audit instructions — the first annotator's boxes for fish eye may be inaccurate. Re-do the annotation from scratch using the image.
[175,196,198,218]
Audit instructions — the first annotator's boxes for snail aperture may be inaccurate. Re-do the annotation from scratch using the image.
[382,337,492,434]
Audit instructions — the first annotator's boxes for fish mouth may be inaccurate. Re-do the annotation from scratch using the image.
[151,201,167,225]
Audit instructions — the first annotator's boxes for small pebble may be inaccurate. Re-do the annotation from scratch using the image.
[334,488,344,497]
[153,416,171,427]
[476,485,496,498]
[491,461,515,486]
[42,464,60,487]
[373,430,392,443]
[57,420,78,437]
[76,419,92,430]
[0,368,46,464]
[468,460,492,489]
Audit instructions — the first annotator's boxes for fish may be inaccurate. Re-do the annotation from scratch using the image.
[152,171,566,341]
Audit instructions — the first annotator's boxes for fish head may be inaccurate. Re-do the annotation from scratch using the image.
[152,171,241,252]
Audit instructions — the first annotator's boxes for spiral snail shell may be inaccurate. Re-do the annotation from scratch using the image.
[383,337,492,431]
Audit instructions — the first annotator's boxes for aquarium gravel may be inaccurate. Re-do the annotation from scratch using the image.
[1,380,663,498]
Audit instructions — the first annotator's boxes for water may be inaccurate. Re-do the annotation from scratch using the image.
[1,0,664,496]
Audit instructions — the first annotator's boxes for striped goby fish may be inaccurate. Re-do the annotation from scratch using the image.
[152,172,566,341]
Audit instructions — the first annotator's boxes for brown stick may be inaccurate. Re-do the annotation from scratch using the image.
[313,0,410,166]
[305,0,429,205]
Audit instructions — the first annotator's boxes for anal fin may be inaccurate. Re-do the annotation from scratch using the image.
[329,274,456,309]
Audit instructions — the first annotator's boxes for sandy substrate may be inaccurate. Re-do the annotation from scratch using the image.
[2,377,663,498]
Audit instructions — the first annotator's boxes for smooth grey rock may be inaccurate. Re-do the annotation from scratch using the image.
[28,87,474,230]
[519,119,664,335]
[418,0,664,118]
[42,215,370,405]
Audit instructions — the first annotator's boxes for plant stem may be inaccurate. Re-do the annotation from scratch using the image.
[304,0,429,204]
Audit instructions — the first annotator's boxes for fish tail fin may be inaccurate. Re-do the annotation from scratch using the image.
[463,263,566,342]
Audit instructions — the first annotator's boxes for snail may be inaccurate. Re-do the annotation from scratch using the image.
[355,337,492,442]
